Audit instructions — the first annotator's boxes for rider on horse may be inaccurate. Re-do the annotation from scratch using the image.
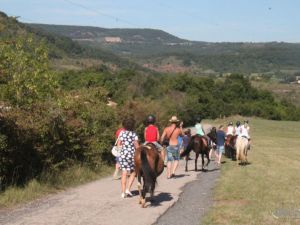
[240,120,251,149]
[226,121,235,136]
[195,116,212,149]
[235,121,242,136]
[144,115,164,155]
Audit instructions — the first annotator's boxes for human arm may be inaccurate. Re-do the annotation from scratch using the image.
[134,140,139,150]
[144,127,147,141]
[156,127,160,142]
[179,122,184,136]
[160,128,166,143]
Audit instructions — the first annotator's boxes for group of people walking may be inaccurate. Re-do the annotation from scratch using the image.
[112,115,251,198]
[212,120,251,165]
[113,115,186,198]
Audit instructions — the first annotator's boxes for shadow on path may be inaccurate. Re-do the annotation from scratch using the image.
[149,192,173,207]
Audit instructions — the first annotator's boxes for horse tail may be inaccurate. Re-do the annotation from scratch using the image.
[140,147,157,191]
[236,137,247,161]
[180,136,195,157]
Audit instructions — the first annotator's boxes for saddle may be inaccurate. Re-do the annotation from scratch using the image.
[195,134,211,149]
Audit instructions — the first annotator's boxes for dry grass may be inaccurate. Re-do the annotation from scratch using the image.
[202,117,300,225]
[0,164,113,208]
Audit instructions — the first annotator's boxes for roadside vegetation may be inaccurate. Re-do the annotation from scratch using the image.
[202,117,300,225]
[1,11,300,209]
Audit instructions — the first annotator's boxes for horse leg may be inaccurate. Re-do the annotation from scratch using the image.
[205,151,210,168]
[141,182,147,208]
[185,155,189,172]
[195,153,199,171]
[137,173,142,204]
[201,153,205,171]
[150,181,156,202]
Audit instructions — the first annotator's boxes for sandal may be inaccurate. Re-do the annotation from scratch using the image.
[121,193,126,198]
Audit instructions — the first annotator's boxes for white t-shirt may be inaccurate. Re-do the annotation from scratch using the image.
[226,126,235,135]
[240,125,249,138]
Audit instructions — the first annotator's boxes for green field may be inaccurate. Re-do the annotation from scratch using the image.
[203,118,300,225]
[252,81,300,107]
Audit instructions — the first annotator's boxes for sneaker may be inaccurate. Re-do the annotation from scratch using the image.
[125,190,133,197]
[121,193,126,198]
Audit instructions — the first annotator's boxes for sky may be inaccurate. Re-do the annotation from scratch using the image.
[1,0,300,42]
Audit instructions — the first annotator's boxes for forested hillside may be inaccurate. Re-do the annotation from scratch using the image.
[30,23,300,78]
[0,12,139,71]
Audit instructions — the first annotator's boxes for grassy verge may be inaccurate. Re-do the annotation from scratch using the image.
[0,164,113,209]
[202,117,300,225]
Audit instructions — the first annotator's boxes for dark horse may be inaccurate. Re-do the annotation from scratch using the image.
[225,134,237,160]
[180,127,217,172]
[134,143,164,208]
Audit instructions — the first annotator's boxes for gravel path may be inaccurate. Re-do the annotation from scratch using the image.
[0,157,209,225]
[154,162,220,225]
[0,125,220,225]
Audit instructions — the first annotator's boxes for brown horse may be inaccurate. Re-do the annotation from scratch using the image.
[180,128,217,172]
[134,143,164,208]
[225,134,238,160]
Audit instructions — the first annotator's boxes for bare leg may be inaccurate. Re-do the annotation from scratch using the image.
[172,160,179,175]
[127,171,136,191]
[161,148,166,163]
[121,170,127,194]
[167,161,172,178]
[113,162,120,179]
[218,151,222,164]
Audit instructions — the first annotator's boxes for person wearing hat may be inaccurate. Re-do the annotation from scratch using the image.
[160,116,184,179]
[144,114,165,160]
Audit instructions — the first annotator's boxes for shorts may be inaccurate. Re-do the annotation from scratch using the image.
[216,145,225,154]
[167,145,180,161]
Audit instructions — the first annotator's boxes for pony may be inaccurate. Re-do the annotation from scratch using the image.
[180,127,217,172]
[134,143,164,208]
[225,134,238,160]
[235,136,249,165]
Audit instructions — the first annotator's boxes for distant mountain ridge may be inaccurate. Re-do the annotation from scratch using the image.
[12,11,299,75]
[0,11,141,71]
[29,24,187,45]
[27,23,300,78]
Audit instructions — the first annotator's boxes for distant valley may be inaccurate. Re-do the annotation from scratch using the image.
[29,23,300,80]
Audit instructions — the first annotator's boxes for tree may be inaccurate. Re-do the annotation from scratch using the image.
[0,36,57,106]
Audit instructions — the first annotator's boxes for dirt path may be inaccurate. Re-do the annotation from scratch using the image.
[0,158,205,225]
[0,126,220,225]
[154,162,220,225]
